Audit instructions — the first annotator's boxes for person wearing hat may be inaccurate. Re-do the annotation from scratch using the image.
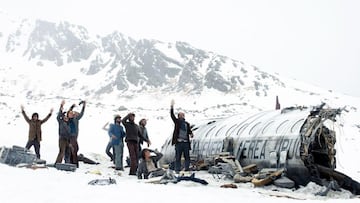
[20,104,53,159]
[108,115,126,170]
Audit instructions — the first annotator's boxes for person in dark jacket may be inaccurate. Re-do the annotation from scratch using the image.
[138,118,151,158]
[108,115,126,170]
[20,104,53,159]
[122,113,150,175]
[55,100,71,164]
[170,99,193,173]
[66,100,86,167]
[137,148,165,179]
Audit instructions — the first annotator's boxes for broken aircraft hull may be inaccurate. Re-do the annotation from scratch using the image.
[160,104,360,195]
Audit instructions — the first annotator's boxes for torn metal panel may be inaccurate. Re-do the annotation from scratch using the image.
[0,145,37,166]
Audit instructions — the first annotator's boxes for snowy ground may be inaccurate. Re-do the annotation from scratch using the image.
[1,101,360,203]
[0,152,358,203]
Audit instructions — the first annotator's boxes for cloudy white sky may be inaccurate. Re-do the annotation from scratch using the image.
[2,0,360,96]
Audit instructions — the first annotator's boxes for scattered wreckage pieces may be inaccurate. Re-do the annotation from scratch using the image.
[273,176,295,189]
[220,183,238,188]
[251,168,284,187]
[233,174,253,183]
[0,144,100,172]
[49,154,99,172]
[314,164,360,196]
[208,162,235,179]
[207,155,291,188]
[0,145,48,169]
[0,145,37,166]
[242,163,258,174]
[192,159,209,171]
[146,170,208,185]
[88,177,117,186]
[17,163,48,170]
[208,154,243,179]
[177,173,209,185]
[78,153,100,165]
[54,163,77,172]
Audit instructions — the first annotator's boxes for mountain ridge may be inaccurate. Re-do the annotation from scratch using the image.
[1,17,286,96]
[0,14,359,117]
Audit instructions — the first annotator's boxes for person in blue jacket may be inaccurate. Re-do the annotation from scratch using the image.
[108,115,126,170]
[64,100,86,167]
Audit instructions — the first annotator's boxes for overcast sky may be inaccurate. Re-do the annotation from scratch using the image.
[2,0,360,97]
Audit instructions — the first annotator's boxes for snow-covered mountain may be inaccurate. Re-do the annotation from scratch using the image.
[0,12,359,134]
[1,12,359,113]
[1,17,284,95]
[1,11,360,202]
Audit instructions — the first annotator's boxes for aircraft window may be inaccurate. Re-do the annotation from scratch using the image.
[207,120,216,125]
[249,122,262,135]
[226,124,237,136]
[215,126,226,137]
[232,124,242,135]
[291,119,305,133]
[262,121,275,134]
[236,123,249,135]
[205,126,216,138]
[276,120,289,134]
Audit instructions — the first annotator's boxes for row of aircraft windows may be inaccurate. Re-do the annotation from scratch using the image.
[200,118,306,139]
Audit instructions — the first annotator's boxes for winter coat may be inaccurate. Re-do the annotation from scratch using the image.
[108,123,126,145]
[139,125,150,145]
[68,103,85,137]
[56,108,71,139]
[21,110,51,142]
[170,107,192,148]
[122,114,141,143]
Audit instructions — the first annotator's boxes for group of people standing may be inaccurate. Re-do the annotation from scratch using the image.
[105,112,151,175]
[21,99,86,167]
[55,100,86,167]
[20,99,194,178]
[136,99,194,179]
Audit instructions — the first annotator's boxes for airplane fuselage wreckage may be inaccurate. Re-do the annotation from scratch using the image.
[160,103,360,195]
